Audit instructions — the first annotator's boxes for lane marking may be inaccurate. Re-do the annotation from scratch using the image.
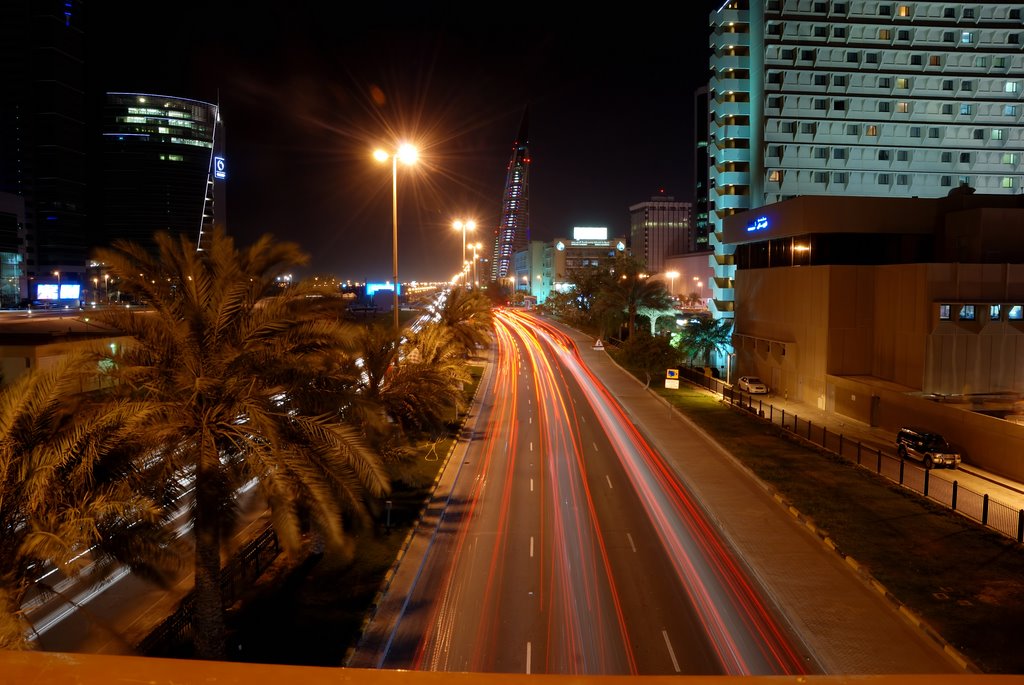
[580,416,585,423]
[606,475,613,489]
[530,442,533,452]
[530,536,534,557]
[529,416,532,425]
[662,630,681,673]
[530,478,534,492]
[627,533,637,553]
[593,441,599,452]
[526,641,532,674]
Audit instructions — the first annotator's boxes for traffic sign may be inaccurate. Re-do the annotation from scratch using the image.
[593,338,605,351]
[666,368,679,379]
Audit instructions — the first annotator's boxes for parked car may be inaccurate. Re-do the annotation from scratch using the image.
[896,427,961,469]
[737,375,768,394]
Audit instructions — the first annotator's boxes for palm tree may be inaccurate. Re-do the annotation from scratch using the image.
[0,359,177,649]
[675,315,734,368]
[595,257,673,339]
[91,228,389,659]
[437,287,492,356]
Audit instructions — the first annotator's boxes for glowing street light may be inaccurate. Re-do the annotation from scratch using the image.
[471,242,483,287]
[453,219,476,282]
[666,270,680,298]
[373,143,418,329]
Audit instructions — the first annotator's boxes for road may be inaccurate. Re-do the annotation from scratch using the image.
[368,309,810,675]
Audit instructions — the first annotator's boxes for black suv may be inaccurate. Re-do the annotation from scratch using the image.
[896,427,961,469]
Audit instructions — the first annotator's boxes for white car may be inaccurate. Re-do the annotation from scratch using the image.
[738,375,768,394]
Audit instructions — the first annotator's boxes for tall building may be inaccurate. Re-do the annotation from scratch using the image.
[708,1,1024,319]
[101,93,225,255]
[694,86,711,253]
[491,111,530,282]
[0,0,88,290]
[628,194,692,275]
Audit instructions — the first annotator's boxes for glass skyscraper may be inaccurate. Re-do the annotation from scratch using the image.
[492,112,530,282]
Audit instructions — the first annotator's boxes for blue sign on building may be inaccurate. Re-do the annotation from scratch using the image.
[214,156,227,180]
[746,216,768,232]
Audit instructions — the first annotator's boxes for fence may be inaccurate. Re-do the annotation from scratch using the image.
[677,366,1024,544]
[135,525,281,656]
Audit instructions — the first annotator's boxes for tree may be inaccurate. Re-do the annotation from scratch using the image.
[594,256,673,339]
[91,229,389,659]
[437,286,493,356]
[636,303,679,336]
[615,331,682,388]
[0,359,177,649]
[675,315,733,368]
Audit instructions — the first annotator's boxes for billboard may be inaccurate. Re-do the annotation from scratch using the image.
[366,282,401,296]
[37,284,58,300]
[573,226,608,241]
[59,284,81,300]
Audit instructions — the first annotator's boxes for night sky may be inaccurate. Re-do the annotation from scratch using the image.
[90,3,719,281]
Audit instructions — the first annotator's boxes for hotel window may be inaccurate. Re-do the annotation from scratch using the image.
[991,305,1002,321]
[943,8,955,18]
[961,32,974,44]
[961,104,972,115]
[814,147,828,159]
[801,122,817,134]
[942,151,952,162]
[847,51,859,63]
[959,305,976,321]
[973,128,985,139]
[897,5,910,17]
[814,25,827,37]
[1011,9,1022,19]
[867,124,879,136]
[943,31,955,43]
[1003,177,1016,188]
[879,76,892,87]
[929,127,940,138]
[769,96,782,108]
[993,129,1005,140]
[959,175,972,185]
[834,99,846,111]
[878,173,891,184]
[834,26,846,38]
[976,56,988,67]
[910,126,921,137]
[911,54,922,65]
[963,7,974,18]
[813,1,827,11]
[781,49,795,59]
[942,103,953,115]
[960,152,971,163]
[847,123,860,134]
[768,169,783,182]
[897,77,909,88]
[942,80,954,90]
[814,74,828,85]
[941,175,952,186]
[1009,306,1024,321]
[897,150,909,161]
[898,29,910,41]
[995,57,1008,68]
[879,28,891,39]
[768,145,782,157]
[930,55,941,66]
[962,81,973,92]
[880,5,892,15]
[878,149,891,160]
[879,101,892,112]
[1007,82,1021,93]
[897,102,909,113]
[866,52,879,64]
[801,49,816,60]
[834,3,847,12]
[768,23,783,35]
[769,71,784,83]
[897,174,909,185]
[815,98,828,110]
[1005,105,1019,116]
[833,147,847,159]
[1003,153,1018,164]
[834,74,847,86]
[781,121,795,133]
[1010,34,1020,45]
[939,304,951,320]
[833,172,848,182]
[814,171,829,183]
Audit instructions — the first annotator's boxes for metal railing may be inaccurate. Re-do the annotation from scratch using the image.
[677,366,1024,543]
[135,525,281,657]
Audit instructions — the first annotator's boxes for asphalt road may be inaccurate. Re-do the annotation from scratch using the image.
[370,310,809,675]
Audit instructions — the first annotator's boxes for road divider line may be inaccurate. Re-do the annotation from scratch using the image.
[530,478,534,492]
[526,642,532,674]
[593,441,599,451]
[530,536,534,558]
[662,630,681,673]
[530,441,533,451]
[626,533,637,553]
[605,475,613,489]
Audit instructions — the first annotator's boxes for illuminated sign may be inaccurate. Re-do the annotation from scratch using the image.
[59,284,81,300]
[574,226,608,240]
[37,284,58,300]
[214,156,227,180]
[556,241,566,251]
[746,216,769,232]
[616,241,626,252]
[366,282,401,296]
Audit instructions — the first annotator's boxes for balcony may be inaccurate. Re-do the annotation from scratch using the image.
[712,147,751,164]
[713,55,748,72]
[713,8,749,25]
[711,31,750,51]
[716,124,751,141]
[713,193,751,211]
[711,100,747,118]
[712,78,751,95]
[712,170,751,188]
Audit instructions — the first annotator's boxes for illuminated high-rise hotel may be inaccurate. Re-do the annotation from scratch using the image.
[708,1,1024,319]
[102,93,226,254]
[491,112,530,282]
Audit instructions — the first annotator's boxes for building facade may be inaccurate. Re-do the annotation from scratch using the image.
[101,93,225,255]
[693,86,711,253]
[491,112,530,282]
[628,194,692,276]
[709,0,1024,320]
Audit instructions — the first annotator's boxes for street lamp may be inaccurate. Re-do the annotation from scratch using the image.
[666,270,679,298]
[471,242,482,288]
[373,143,418,330]
[453,219,476,281]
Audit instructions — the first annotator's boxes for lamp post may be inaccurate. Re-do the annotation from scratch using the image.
[666,270,679,299]
[453,219,475,282]
[374,143,418,330]
[471,242,482,288]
